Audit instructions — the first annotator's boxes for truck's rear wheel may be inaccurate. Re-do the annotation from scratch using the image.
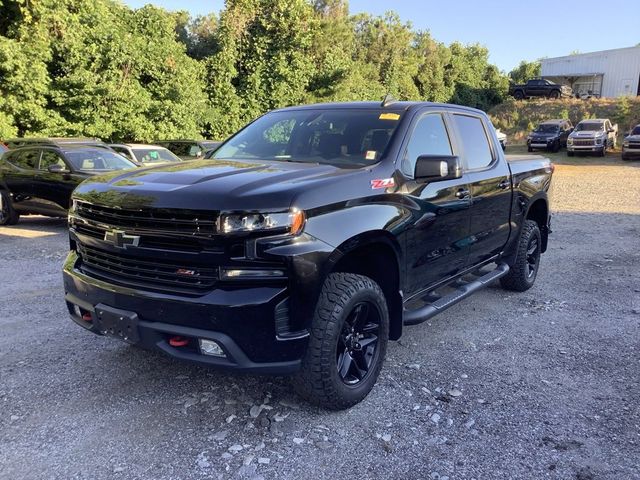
[500,220,541,292]
[0,191,20,225]
[514,90,524,100]
[293,273,389,410]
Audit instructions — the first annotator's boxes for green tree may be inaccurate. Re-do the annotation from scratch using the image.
[508,60,542,84]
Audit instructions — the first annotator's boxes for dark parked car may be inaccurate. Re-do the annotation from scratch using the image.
[64,101,553,409]
[509,79,573,100]
[155,140,221,160]
[527,120,574,152]
[109,143,182,166]
[0,145,136,225]
[622,124,640,161]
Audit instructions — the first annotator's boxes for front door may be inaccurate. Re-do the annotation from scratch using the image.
[402,111,472,297]
[450,113,512,267]
[31,148,80,215]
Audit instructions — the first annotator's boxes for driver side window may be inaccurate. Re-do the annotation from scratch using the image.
[402,113,452,176]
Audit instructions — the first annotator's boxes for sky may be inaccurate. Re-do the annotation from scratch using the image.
[123,0,639,72]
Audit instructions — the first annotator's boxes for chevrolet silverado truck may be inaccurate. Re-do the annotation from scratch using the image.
[63,101,553,409]
[567,118,618,157]
[622,124,640,161]
[509,79,573,100]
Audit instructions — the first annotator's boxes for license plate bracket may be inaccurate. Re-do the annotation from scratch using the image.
[95,304,140,344]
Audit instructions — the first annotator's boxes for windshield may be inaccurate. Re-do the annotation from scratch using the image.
[65,149,137,172]
[535,124,560,133]
[200,141,221,150]
[132,148,181,163]
[212,109,404,167]
[575,122,603,132]
[631,126,640,135]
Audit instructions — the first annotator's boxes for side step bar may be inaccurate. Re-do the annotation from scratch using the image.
[403,263,510,326]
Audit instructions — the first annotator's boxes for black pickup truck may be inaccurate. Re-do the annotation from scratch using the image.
[63,101,553,409]
[509,79,573,100]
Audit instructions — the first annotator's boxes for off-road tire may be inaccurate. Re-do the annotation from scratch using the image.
[599,144,606,157]
[292,272,389,410]
[549,90,561,99]
[0,191,20,225]
[500,220,541,292]
[514,90,524,100]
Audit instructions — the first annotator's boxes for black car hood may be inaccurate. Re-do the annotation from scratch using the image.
[531,132,558,139]
[73,158,361,211]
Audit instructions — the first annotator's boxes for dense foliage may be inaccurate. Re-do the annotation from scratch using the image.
[0,0,510,141]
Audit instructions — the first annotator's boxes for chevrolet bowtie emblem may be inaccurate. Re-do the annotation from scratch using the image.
[104,229,140,249]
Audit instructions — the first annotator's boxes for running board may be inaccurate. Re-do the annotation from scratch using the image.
[403,263,510,326]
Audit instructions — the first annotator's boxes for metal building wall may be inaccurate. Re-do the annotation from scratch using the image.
[541,46,640,98]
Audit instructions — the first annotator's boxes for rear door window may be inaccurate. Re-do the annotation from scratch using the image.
[451,114,494,170]
[6,149,40,170]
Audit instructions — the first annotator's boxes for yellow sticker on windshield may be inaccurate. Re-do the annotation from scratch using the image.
[379,113,400,121]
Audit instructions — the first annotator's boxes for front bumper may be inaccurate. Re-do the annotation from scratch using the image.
[567,144,603,152]
[63,251,308,374]
[622,148,640,158]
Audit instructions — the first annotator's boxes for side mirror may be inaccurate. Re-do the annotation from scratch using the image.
[47,164,69,174]
[414,155,462,182]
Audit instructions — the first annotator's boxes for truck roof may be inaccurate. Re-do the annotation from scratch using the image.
[577,119,608,123]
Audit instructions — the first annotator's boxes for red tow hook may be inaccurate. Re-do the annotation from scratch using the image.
[81,312,92,322]
[169,336,190,347]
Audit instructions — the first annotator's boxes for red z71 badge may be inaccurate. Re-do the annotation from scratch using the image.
[370,178,395,189]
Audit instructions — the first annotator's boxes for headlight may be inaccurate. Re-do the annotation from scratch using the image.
[595,138,602,144]
[218,209,305,235]
[567,138,573,145]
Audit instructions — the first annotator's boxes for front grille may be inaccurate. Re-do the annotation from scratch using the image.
[628,142,640,148]
[77,244,218,294]
[73,222,222,253]
[75,201,218,237]
[572,139,595,147]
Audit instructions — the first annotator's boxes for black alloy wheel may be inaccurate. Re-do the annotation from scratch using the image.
[0,191,20,225]
[336,301,381,385]
[525,234,540,280]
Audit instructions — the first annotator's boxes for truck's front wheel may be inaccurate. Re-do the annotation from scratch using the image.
[293,273,389,410]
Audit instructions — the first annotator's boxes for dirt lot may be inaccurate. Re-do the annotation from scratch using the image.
[1,152,639,480]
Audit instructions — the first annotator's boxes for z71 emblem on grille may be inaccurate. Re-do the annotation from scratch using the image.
[104,230,140,249]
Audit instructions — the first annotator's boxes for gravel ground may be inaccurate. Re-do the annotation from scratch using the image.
[1,154,639,480]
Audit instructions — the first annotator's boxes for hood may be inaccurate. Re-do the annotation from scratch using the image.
[569,130,604,139]
[625,134,640,142]
[530,131,559,139]
[72,158,361,211]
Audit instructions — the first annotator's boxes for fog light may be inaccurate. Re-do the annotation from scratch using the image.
[199,339,225,357]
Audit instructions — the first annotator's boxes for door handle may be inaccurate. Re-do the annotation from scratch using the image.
[455,188,470,199]
[498,180,510,190]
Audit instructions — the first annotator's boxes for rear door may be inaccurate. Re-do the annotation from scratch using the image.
[1,148,40,211]
[450,113,512,267]
[402,109,472,296]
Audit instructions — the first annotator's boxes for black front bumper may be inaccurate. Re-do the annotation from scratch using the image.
[63,252,308,374]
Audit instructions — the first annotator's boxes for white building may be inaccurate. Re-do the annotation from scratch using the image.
[541,46,640,98]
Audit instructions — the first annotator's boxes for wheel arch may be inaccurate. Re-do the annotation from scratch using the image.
[328,231,404,341]
[525,197,549,252]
